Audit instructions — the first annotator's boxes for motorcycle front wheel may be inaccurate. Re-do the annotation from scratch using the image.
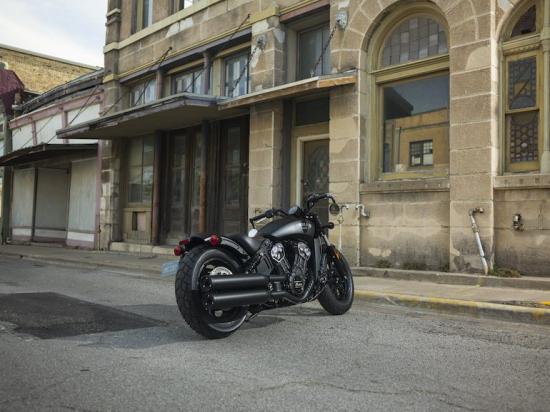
[175,245,247,339]
[318,248,354,315]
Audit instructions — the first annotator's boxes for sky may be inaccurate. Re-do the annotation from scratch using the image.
[0,0,107,67]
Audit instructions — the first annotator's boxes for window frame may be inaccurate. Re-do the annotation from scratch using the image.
[296,22,331,80]
[129,78,157,107]
[172,67,204,95]
[126,136,155,206]
[172,0,196,13]
[504,50,542,172]
[500,0,545,174]
[132,0,154,33]
[223,51,250,97]
[368,8,450,182]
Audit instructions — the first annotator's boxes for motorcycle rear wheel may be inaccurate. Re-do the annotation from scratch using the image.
[318,249,354,315]
[175,245,247,339]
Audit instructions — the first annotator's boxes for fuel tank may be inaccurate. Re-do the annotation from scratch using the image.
[258,217,315,241]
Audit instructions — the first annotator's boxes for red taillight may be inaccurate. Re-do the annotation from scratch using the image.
[179,239,190,246]
[209,234,221,247]
[174,246,183,257]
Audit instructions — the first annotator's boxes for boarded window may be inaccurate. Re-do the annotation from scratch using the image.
[295,97,330,126]
[382,17,447,67]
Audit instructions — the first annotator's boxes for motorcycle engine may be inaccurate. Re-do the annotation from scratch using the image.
[270,241,312,296]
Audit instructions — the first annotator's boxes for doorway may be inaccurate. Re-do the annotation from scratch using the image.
[297,137,329,224]
[218,118,249,234]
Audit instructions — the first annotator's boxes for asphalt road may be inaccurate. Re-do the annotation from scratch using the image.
[1,256,549,411]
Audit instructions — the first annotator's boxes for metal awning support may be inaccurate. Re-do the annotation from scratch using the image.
[218,71,357,110]
[0,143,98,167]
[56,93,247,140]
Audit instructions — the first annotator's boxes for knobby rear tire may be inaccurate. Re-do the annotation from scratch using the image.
[175,245,247,339]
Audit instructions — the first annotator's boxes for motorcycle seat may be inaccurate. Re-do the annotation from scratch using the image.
[226,233,263,256]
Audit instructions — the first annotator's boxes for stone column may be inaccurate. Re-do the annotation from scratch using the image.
[248,100,284,220]
[448,9,498,273]
[97,0,123,249]
[540,1,550,173]
[247,8,286,220]
[249,7,285,92]
[329,85,361,265]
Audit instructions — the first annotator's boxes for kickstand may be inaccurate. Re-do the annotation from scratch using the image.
[245,312,259,322]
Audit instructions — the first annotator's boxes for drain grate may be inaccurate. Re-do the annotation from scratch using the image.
[0,292,162,339]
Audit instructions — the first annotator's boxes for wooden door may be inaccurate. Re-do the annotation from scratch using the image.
[219,118,249,234]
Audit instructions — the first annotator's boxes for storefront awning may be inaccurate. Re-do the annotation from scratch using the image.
[218,70,357,110]
[56,93,247,140]
[0,143,97,167]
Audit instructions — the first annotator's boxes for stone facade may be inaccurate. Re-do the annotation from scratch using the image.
[0,44,97,94]
[97,0,550,275]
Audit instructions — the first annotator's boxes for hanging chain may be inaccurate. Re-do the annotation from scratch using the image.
[228,44,260,97]
[182,13,251,94]
[310,22,339,78]
[101,46,173,117]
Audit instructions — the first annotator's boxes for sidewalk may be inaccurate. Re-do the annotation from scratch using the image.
[1,244,550,325]
[0,244,173,276]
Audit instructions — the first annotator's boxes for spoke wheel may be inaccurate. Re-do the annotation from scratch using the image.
[318,249,354,315]
[176,245,247,339]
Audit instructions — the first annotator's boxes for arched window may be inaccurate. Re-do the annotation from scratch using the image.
[370,9,450,179]
[501,1,545,172]
[0,61,7,70]
[381,17,448,67]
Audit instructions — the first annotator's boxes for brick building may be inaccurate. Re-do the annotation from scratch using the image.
[59,0,550,275]
[0,44,99,94]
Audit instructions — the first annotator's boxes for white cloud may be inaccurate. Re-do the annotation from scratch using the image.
[0,0,106,67]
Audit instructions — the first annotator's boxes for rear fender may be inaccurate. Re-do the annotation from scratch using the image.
[185,235,249,259]
[182,235,251,291]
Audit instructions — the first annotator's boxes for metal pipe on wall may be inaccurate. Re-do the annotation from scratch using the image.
[468,208,489,275]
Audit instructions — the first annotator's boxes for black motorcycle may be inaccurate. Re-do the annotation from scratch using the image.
[174,193,354,339]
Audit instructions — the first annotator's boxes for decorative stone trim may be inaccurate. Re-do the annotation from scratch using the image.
[494,174,550,190]
[360,178,450,194]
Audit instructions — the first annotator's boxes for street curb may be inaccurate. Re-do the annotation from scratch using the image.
[353,267,550,291]
[0,251,164,278]
[354,289,550,326]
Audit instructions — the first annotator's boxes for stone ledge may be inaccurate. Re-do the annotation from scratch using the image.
[353,267,550,290]
[360,178,450,194]
[494,174,550,190]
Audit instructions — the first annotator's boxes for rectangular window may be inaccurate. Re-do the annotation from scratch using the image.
[224,52,249,97]
[142,0,153,28]
[128,137,154,204]
[129,79,156,107]
[298,24,331,80]
[132,0,154,32]
[505,53,540,171]
[382,74,449,174]
[409,140,433,167]
[173,68,204,94]
[173,0,195,12]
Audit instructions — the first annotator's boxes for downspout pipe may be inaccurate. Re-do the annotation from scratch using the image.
[468,208,489,275]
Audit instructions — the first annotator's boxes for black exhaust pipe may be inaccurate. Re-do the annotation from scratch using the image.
[206,290,275,310]
[202,274,286,292]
